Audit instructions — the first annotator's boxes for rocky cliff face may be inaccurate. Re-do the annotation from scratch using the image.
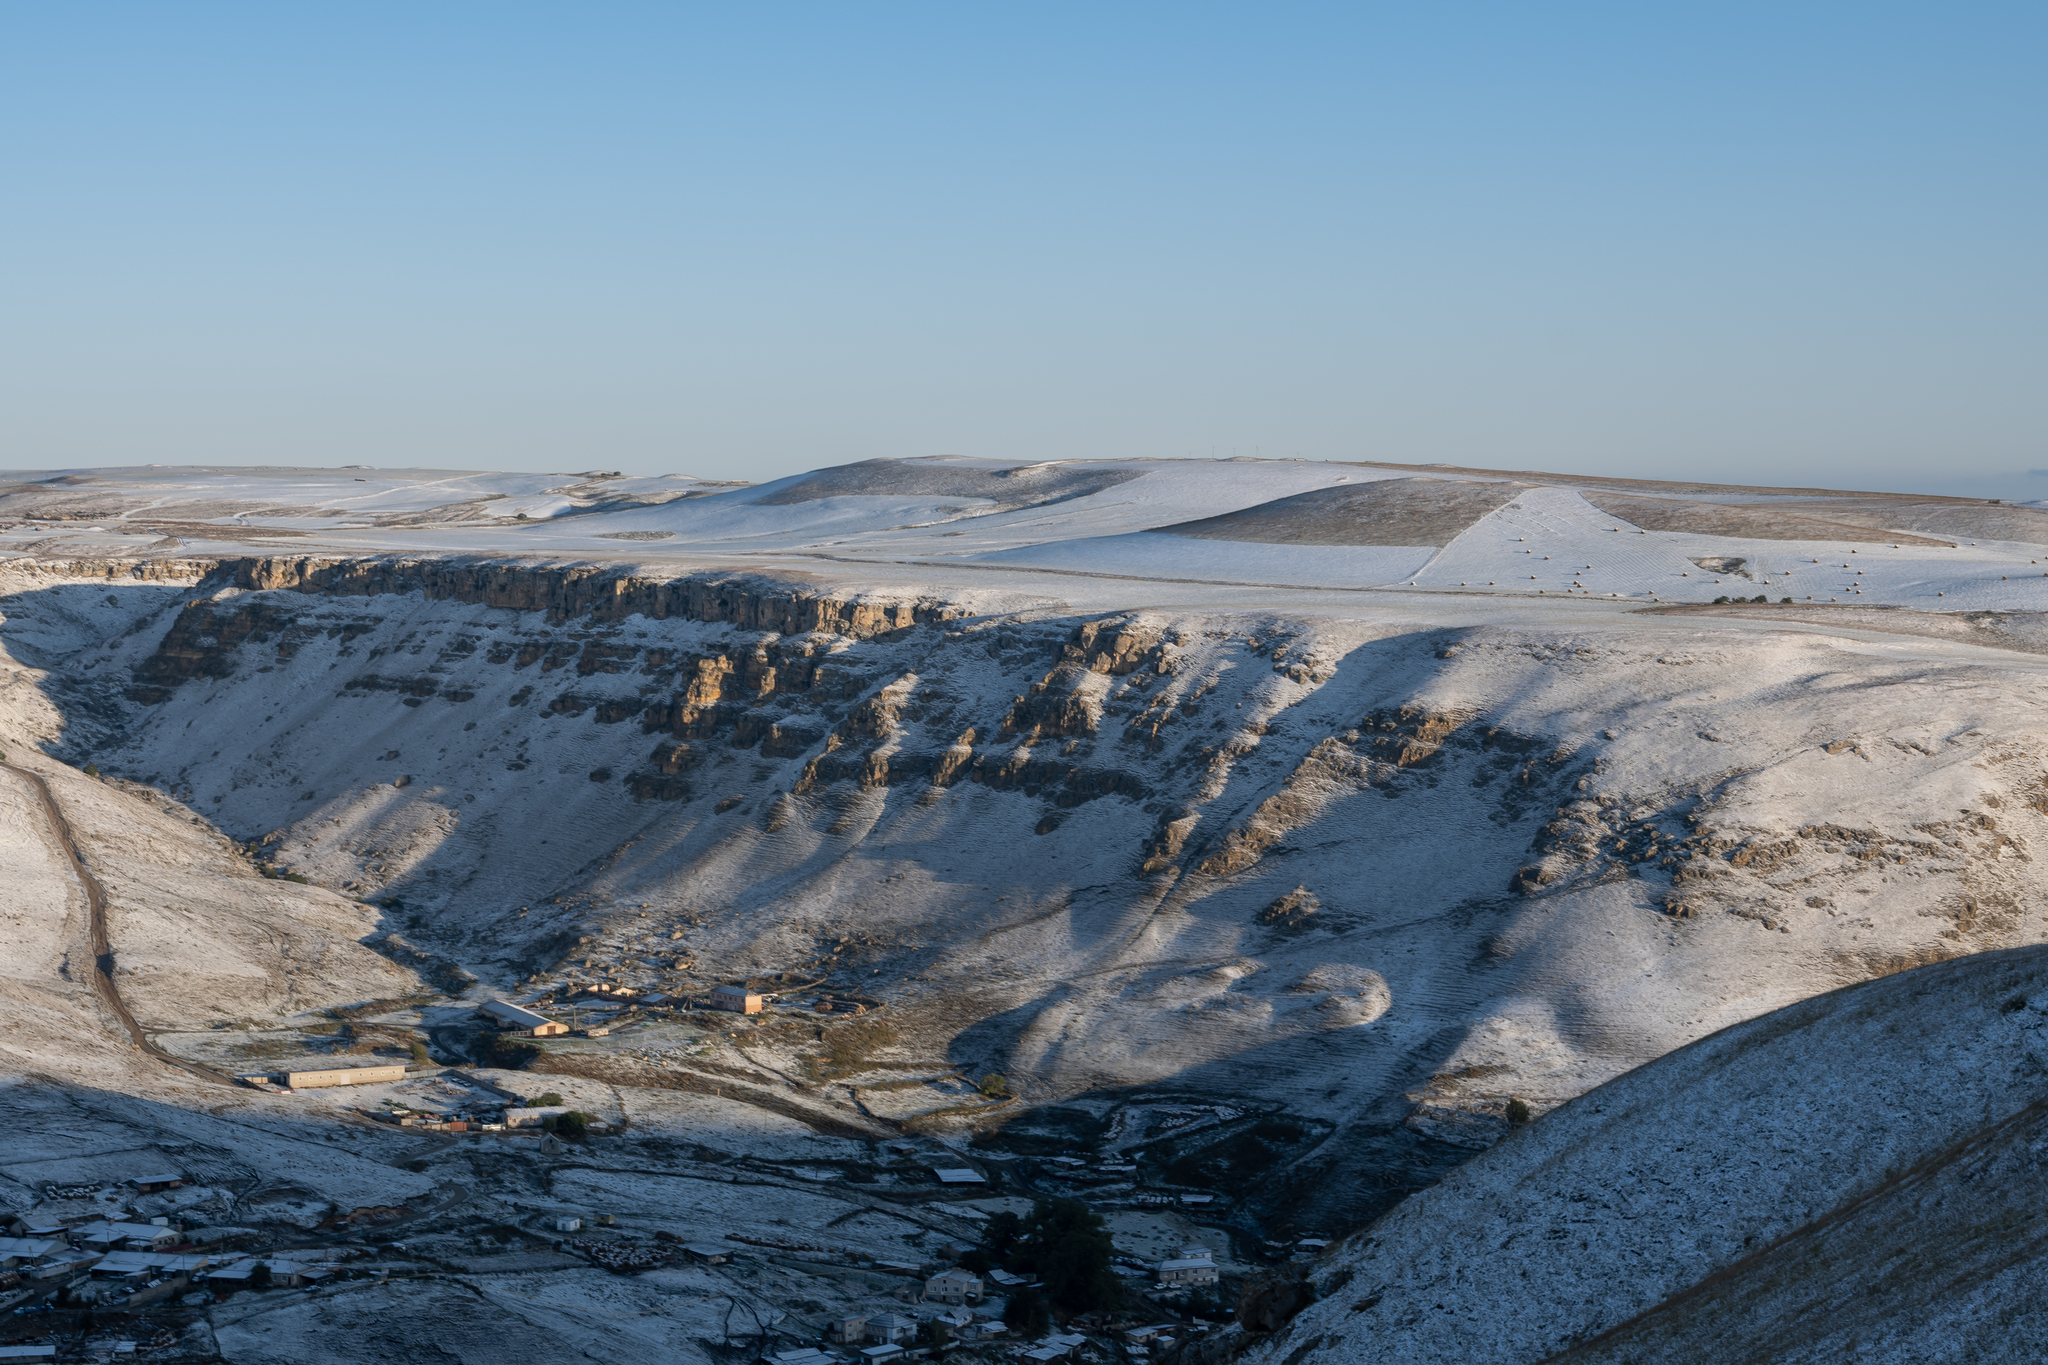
[12,556,2048,1230]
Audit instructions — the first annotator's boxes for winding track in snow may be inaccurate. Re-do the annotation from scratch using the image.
[1,760,235,1088]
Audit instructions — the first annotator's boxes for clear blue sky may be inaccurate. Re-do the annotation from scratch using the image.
[3,4,2042,494]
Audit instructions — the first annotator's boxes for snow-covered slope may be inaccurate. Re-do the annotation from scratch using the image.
[1248,944,2048,1365]
[6,457,2048,1281]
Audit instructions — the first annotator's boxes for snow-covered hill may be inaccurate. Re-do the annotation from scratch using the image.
[8,456,2048,611]
[1246,943,2048,1364]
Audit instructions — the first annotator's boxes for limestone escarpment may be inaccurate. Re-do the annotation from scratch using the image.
[203,556,964,634]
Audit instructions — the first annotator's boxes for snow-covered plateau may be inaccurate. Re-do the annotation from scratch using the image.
[1,456,2046,1361]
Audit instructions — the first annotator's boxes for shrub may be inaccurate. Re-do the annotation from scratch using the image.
[409,1042,430,1064]
[1505,1098,1532,1126]
[978,1073,1008,1098]
[83,764,99,777]
[1781,597,1793,604]
[486,1034,539,1068]
[1713,596,1730,604]
[532,1092,565,1106]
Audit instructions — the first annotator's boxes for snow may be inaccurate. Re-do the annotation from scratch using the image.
[1252,945,2048,1365]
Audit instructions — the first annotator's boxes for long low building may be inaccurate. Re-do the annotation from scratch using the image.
[478,999,570,1036]
[282,1064,408,1089]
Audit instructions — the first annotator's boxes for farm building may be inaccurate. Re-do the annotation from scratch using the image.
[707,985,763,1014]
[479,1000,570,1036]
[1156,1256,1218,1287]
[283,1064,408,1089]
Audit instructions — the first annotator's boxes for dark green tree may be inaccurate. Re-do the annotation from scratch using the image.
[981,1209,1024,1263]
[1013,1198,1117,1314]
[1004,1285,1051,1337]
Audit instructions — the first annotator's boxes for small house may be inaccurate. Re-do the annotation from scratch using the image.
[932,1168,985,1186]
[860,1347,904,1365]
[504,1106,570,1128]
[555,1217,583,1233]
[682,1244,731,1265]
[708,985,763,1014]
[131,1173,183,1194]
[924,1267,982,1304]
[827,1316,868,1343]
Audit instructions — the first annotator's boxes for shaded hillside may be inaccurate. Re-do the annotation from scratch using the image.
[1249,946,2048,1365]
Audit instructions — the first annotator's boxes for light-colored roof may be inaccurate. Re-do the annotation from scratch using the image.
[1157,1257,1217,1271]
[933,1168,985,1184]
[928,1267,980,1282]
[0,1239,61,1260]
[479,999,553,1029]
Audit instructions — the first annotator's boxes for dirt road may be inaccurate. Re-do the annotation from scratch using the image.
[3,760,234,1088]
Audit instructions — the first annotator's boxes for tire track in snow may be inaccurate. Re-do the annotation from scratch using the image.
[1,760,235,1088]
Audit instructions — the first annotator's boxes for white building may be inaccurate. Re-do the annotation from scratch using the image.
[924,1267,983,1304]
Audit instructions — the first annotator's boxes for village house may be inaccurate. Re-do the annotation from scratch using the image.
[865,1313,918,1345]
[924,1267,983,1304]
[826,1315,867,1344]
[0,1239,61,1270]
